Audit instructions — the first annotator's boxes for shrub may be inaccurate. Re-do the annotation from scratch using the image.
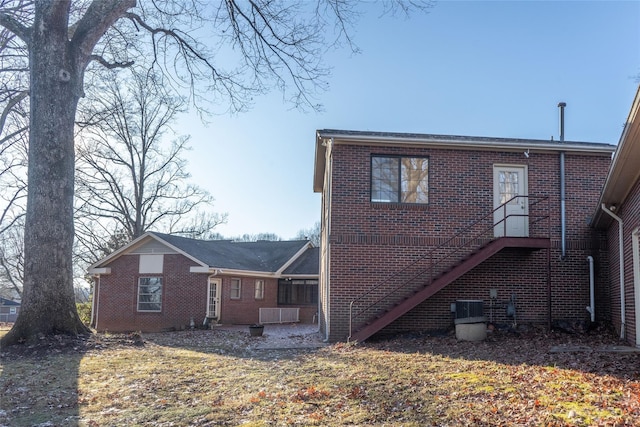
[76,302,92,326]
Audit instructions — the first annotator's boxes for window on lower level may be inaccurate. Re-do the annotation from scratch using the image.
[255,279,265,300]
[277,279,318,305]
[371,156,429,203]
[230,278,242,299]
[137,277,162,312]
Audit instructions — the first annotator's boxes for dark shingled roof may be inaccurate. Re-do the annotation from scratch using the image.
[0,297,20,306]
[152,232,313,273]
[283,247,319,275]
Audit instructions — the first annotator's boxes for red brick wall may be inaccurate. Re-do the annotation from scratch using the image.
[607,177,640,345]
[95,253,317,332]
[218,277,317,324]
[94,253,208,332]
[325,143,612,341]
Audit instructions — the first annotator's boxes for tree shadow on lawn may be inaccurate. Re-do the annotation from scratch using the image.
[365,325,640,381]
[0,332,145,426]
[0,334,89,426]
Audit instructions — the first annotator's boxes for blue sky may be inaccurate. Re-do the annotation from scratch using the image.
[183,1,640,240]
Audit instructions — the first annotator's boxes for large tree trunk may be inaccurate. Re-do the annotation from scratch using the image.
[1,2,90,346]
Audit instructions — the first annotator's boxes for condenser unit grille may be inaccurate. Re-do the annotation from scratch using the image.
[455,300,484,319]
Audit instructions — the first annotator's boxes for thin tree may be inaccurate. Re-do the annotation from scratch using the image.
[0,0,431,345]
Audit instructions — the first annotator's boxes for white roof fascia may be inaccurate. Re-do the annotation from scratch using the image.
[208,269,279,278]
[201,267,317,278]
[317,131,616,155]
[87,267,111,275]
[592,85,640,227]
[280,273,319,279]
[88,231,209,271]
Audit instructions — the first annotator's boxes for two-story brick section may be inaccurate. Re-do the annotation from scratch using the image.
[314,128,616,342]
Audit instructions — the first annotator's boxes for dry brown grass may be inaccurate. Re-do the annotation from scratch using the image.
[1,325,639,426]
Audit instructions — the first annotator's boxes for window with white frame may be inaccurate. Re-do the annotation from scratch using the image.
[137,277,162,312]
[254,279,265,300]
[230,278,241,299]
[371,156,429,203]
[10,307,16,314]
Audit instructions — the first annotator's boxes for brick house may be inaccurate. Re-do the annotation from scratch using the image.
[314,129,616,342]
[0,297,20,323]
[88,232,319,332]
[591,85,640,347]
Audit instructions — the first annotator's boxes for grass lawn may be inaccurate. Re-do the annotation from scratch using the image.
[1,325,639,426]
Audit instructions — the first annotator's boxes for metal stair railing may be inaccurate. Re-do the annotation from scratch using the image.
[348,195,550,340]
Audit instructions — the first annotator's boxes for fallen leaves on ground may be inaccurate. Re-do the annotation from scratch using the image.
[0,325,638,426]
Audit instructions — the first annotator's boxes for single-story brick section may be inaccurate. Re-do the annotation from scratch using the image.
[88,232,318,332]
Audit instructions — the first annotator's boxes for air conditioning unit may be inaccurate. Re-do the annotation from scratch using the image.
[454,299,487,342]
[455,300,484,320]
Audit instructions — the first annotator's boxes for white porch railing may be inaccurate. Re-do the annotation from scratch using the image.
[259,308,300,324]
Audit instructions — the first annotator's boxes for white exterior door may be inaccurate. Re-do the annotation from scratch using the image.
[207,278,221,319]
[493,165,528,237]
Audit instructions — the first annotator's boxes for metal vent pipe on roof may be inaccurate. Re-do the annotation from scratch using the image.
[558,102,567,260]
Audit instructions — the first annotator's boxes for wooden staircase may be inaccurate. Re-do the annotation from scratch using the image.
[347,196,551,343]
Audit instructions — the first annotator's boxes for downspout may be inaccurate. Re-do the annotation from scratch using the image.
[559,102,567,260]
[323,137,334,342]
[586,256,595,322]
[601,203,626,339]
[91,275,100,330]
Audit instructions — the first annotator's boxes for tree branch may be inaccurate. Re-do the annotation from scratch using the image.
[0,11,31,45]
[0,89,27,135]
[71,0,136,68]
[89,54,134,69]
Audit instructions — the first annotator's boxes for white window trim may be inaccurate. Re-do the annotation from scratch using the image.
[230,278,242,300]
[137,276,163,312]
[255,279,265,300]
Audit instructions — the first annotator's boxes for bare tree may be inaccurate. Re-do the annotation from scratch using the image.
[0,43,27,300]
[0,0,431,345]
[0,218,23,299]
[295,221,321,246]
[74,69,227,269]
[233,232,282,242]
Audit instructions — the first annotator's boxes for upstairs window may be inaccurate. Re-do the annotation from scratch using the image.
[137,277,162,312]
[371,156,429,203]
